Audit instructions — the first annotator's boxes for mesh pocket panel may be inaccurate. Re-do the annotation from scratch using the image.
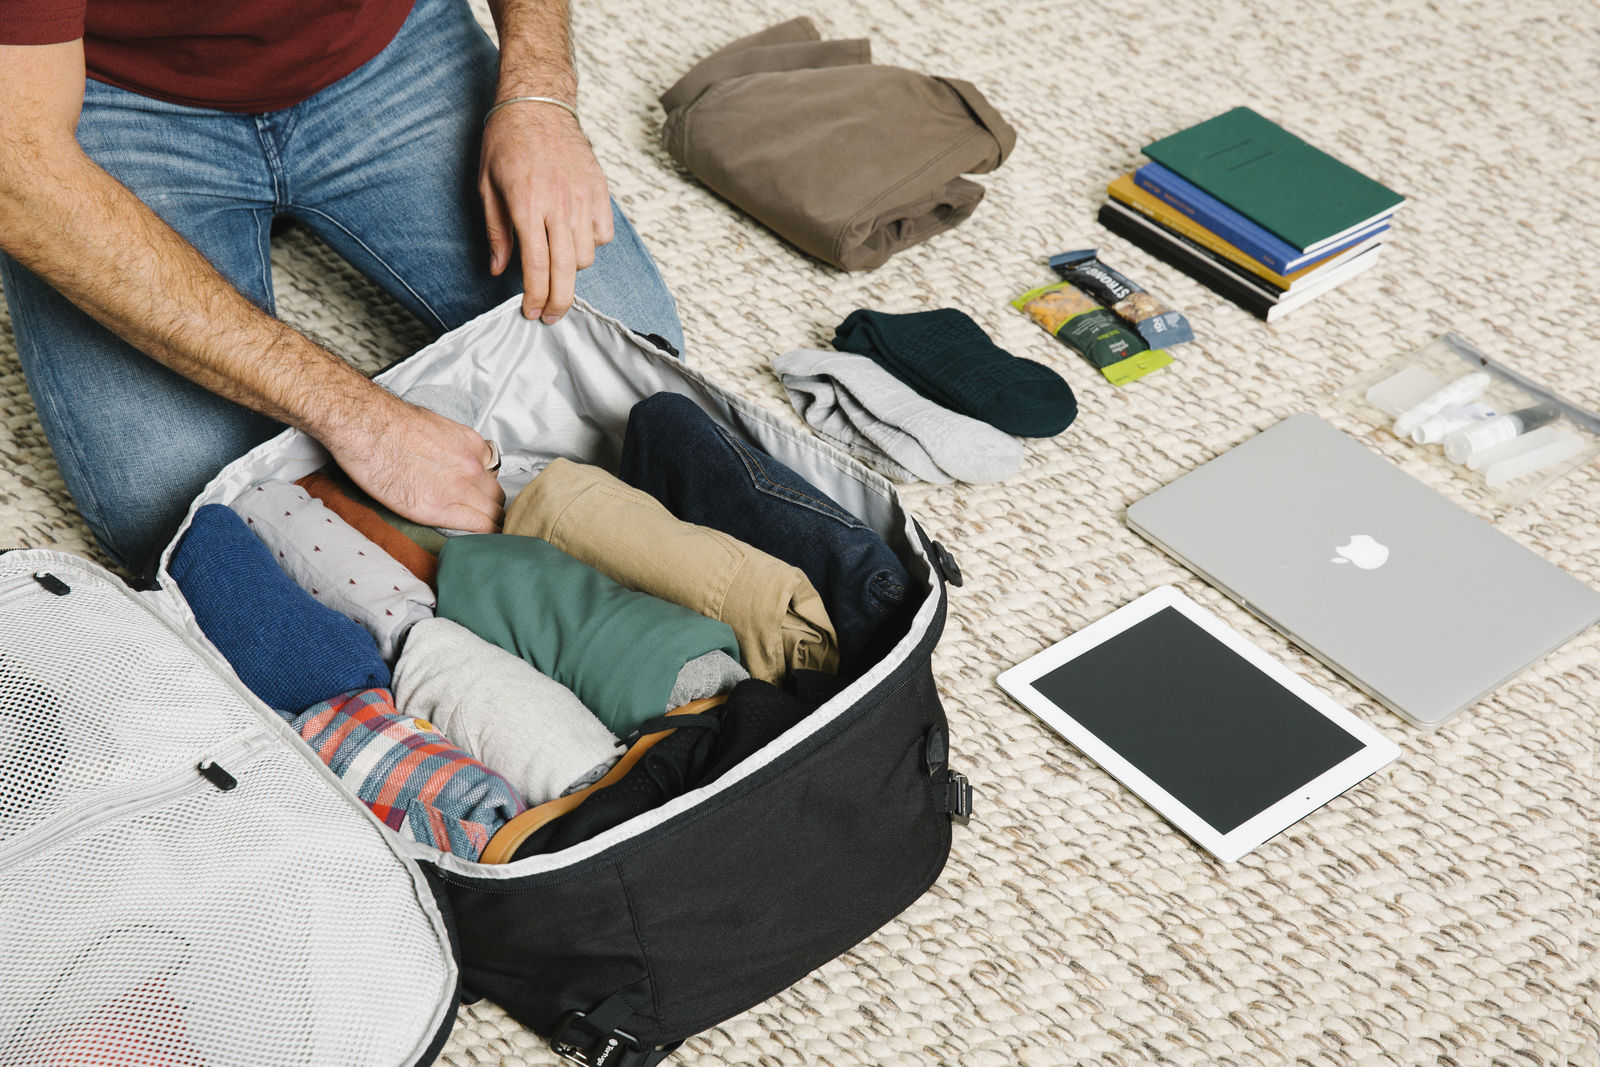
[0,567,261,848]
[0,747,453,1066]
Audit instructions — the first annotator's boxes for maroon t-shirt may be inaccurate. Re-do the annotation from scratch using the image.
[0,0,417,112]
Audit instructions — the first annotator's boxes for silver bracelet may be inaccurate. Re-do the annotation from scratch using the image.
[483,95,581,128]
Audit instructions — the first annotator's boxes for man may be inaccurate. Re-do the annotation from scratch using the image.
[0,0,683,576]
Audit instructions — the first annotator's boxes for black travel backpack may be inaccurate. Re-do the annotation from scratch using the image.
[0,298,971,1065]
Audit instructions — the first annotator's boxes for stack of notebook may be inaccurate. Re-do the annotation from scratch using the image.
[1100,107,1405,322]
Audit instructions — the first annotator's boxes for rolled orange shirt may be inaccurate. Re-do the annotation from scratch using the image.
[296,471,439,591]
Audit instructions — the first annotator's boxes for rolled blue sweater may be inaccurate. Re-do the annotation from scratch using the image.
[169,504,390,716]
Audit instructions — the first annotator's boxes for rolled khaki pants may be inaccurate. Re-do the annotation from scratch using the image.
[505,459,840,682]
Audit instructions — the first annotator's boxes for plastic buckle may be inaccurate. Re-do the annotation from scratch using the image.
[929,541,964,587]
[943,771,974,826]
[549,1011,644,1066]
[924,725,949,778]
[643,332,680,358]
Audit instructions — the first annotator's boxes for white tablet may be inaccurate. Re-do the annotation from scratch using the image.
[997,586,1399,862]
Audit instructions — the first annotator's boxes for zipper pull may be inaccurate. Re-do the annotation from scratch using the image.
[32,572,70,596]
[197,760,238,792]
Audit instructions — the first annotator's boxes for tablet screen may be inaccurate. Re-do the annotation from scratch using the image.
[1030,606,1365,834]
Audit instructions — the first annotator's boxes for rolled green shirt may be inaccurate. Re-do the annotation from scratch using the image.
[436,534,742,736]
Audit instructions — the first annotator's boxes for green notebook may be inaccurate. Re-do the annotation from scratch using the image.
[1143,106,1405,254]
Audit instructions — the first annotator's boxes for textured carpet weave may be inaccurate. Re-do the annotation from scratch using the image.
[2,0,1596,1064]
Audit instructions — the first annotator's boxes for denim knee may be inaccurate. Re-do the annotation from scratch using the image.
[618,392,915,666]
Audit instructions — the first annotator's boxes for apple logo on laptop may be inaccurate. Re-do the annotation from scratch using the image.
[1332,534,1389,569]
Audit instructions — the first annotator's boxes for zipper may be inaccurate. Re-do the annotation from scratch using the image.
[0,729,274,872]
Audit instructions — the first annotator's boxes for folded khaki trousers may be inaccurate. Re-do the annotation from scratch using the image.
[504,459,840,683]
[660,17,1017,271]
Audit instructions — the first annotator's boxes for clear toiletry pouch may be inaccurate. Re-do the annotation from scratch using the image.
[1336,333,1600,511]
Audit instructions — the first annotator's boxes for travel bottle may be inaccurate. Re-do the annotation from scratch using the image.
[1443,402,1560,465]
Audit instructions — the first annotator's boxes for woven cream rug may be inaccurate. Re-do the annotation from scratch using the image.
[3,0,1596,1063]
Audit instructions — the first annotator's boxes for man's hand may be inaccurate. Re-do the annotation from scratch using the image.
[480,0,609,325]
[325,391,506,533]
[479,101,612,324]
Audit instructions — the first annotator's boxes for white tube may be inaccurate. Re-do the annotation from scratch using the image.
[1411,402,1496,445]
[1464,424,1563,472]
[1482,431,1585,487]
[1365,365,1442,417]
[1444,403,1561,465]
[1393,372,1492,437]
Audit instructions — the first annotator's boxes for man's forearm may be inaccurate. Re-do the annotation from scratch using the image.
[0,39,504,534]
[1,137,503,531]
[485,0,578,103]
[0,136,389,453]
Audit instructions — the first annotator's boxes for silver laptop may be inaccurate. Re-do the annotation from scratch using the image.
[1126,413,1600,728]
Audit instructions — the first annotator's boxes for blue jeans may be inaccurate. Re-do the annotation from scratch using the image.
[617,392,916,670]
[0,0,683,576]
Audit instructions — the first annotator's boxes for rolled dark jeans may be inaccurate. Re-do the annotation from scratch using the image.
[619,392,917,670]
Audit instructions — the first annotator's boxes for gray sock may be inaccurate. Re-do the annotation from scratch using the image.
[562,648,748,797]
[774,349,1022,484]
[667,650,749,708]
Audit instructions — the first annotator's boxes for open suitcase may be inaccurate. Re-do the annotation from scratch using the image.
[0,299,972,1066]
